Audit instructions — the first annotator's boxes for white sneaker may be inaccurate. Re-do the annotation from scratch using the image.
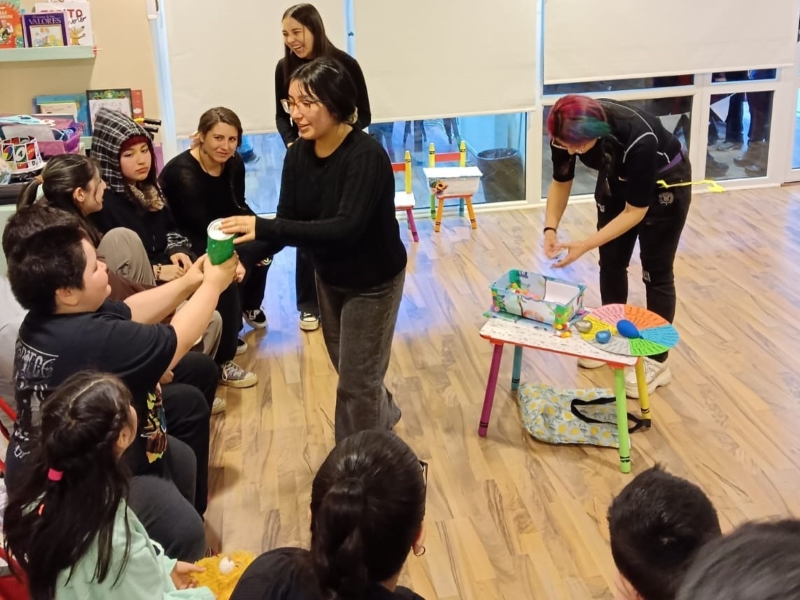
[212,397,226,415]
[299,312,320,332]
[220,361,257,388]
[578,358,606,369]
[625,358,672,398]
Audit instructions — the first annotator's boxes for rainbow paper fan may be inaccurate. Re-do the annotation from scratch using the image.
[579,304,679,357]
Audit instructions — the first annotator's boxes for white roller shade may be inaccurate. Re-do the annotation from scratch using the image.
[160,0,346,136]
[544,0,798,84]
[353,0,537,122]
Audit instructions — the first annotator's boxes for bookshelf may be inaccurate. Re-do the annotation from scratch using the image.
[0,45,96,62]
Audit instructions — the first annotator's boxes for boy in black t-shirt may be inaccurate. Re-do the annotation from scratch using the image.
[2,204,240,561]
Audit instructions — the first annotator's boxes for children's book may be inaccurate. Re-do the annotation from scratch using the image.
[86,89,133,128]
[33,93,90,133]
[0,0,23,49]
[22,12,67,47]
[34,1,92,46]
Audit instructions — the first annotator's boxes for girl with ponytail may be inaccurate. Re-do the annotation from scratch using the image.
[231,430,427,600]
[544,94,692,398]
[3,371,214,600]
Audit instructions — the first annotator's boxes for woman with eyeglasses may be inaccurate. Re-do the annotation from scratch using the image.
[222,58,405,443]
[230,430,427,600]
[275,2,372,334]
[543,95,692,398]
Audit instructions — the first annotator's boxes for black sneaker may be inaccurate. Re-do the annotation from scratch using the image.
[243,309,267,330]
[236,337,248,355]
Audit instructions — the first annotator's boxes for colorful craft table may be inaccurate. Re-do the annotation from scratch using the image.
[478,318,652,473]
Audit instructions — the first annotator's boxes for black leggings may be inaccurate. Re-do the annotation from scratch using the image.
[214,240,273,364]
[595,159,692,359]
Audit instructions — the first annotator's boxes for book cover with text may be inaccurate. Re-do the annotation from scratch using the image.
[23,12,68,47]
[0,0,23,49]
[34,1,92,46]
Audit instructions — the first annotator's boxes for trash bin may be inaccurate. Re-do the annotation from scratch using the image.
[477,148,525,203]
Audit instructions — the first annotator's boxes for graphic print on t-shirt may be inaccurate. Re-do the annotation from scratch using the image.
[13,339,57,448]
[143,384,167,463]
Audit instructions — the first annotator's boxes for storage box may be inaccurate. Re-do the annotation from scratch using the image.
[423,166,482,198]
[490,269,586,326]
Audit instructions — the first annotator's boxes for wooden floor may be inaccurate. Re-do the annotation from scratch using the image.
[207,186,800,600]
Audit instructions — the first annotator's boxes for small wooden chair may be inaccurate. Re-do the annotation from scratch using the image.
[427,141,477,232]
[390,150,419,242]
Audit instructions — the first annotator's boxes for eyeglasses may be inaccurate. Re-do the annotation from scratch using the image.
[419,460,428,487]
[281,98,320,114]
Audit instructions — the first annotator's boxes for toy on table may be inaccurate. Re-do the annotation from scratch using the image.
[490,269,585,332]
[578,304,679,356]
[192,551,256,600]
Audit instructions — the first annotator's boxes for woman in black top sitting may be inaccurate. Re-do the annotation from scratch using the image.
[230,430,427,600]
[543,95,692,398]
[222,58,406,443]
[276,3,372,333]
[159,107,273,351]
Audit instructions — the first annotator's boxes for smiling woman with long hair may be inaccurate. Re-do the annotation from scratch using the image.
[275,3,372,333]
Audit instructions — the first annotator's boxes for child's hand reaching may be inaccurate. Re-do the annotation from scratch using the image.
[171,561,204,590]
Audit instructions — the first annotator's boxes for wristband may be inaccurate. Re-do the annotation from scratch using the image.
[543,227,557,234]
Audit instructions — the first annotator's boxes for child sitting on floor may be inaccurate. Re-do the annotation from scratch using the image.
[607,465,722,600]
[3,371,215,600]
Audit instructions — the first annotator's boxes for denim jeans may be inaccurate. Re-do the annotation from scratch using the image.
[594,158,692,361]
[316,270,405,442]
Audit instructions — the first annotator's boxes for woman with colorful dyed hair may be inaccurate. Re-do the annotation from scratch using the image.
[543,94,691,398]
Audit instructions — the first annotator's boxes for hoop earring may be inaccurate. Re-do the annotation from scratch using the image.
[413,545,426,557]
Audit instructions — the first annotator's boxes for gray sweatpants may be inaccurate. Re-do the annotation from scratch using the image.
[317,270,405,443]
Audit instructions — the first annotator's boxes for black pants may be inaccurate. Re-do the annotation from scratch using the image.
[595,159,692,360]
[214,241,273,364]
[166,350,215,515]
[296,248,319,317]
[128,435,206,561]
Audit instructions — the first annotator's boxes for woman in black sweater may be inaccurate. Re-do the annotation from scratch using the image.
[223,58,405,443]
[276,3,372,333]
[159,107,273,351]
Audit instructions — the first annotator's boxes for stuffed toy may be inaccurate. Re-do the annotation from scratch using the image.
[192,551,256,600]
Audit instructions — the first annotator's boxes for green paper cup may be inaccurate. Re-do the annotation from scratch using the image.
[207,219,235,265]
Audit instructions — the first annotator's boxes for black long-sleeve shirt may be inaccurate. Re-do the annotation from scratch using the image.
[158,150,254,257]
[274,48,372,147]
[255,129,406,289]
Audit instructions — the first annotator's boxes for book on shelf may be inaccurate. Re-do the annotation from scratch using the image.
[0,0,23,49]
[33,93,89,133]
[34,1,92,47]
[22,12,68,47]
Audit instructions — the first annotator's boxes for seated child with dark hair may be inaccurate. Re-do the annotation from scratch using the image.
[677,519,800,600]
[3,371,214,600]
[608,465,722,600]
[2,203,239,561]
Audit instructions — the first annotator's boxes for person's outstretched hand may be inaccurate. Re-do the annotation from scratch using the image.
[552,240,587,268]
[221,216,257,244]
[170,561,204,589]
[543,229,561,259]
[204,254,240,292]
